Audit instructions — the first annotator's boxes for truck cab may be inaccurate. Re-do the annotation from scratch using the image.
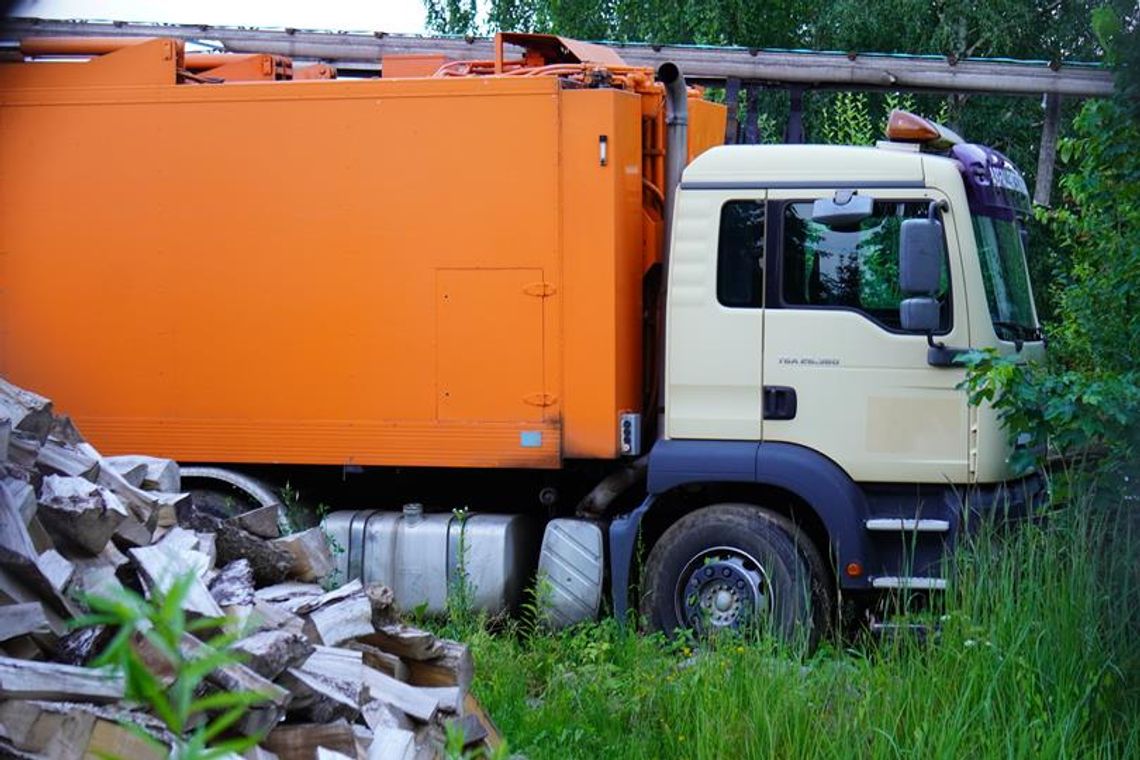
[617,112,1045,640]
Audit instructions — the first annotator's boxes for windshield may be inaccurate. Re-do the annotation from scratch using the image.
[971,214,1039,342]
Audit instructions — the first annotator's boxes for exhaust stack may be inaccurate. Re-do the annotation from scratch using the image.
[656,61,688,274]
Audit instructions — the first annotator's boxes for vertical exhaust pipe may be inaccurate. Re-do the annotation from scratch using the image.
[656,62,688,275]
[651,62,688,440]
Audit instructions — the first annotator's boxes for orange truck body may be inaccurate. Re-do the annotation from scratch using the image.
[0,37,724,470]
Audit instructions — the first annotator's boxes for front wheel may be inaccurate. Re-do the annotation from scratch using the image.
[640,503,832,649]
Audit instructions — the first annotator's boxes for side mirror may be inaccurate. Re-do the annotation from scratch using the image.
[899,217,944,295]
[900,297,940,332]
[812,191,873,228]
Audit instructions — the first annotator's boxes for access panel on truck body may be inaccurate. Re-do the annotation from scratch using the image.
[0,46,651,468]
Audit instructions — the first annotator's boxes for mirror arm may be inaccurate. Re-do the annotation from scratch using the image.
[928,199,949,221]
[925,330,970,367]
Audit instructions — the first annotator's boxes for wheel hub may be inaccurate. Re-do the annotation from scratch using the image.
[676,549,769,633]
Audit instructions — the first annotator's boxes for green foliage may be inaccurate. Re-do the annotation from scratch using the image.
[75,575,271,760]
[819,92,875,145]
[883,91,917,117]
[427,0,1136,59]
[454,499,1139,758]
[278,484,343,589]
[812,0,1137,61]
[314,502,346,590]
[279,481,309,531]
[446,506,478,634]
[424,0,481,35]
[520,570,556,637]
[487,0,540,34]
[959,349,1139,477]
[476,0,816,47]
[443,721,511,760]
[1047,99,1140,378]
[960,9,1140,482]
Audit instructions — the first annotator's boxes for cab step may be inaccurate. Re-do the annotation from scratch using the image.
[871,576,947,590]
[864,518,950,533]
[869,621,939,645]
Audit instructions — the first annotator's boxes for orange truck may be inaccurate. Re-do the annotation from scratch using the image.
[1,33,1046,641]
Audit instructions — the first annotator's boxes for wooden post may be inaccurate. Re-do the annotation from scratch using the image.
[724,77,741,144]
[784,86,805,144]
[743,85,760,144]
[1034,93,1063,207]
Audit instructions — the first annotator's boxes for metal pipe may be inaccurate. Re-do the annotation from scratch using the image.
[19,36,150,57]
[5,19,1114,97]
[183,52,258,71]
[657,61,687,278]
[652,62,687,434]
[575,456,648,517]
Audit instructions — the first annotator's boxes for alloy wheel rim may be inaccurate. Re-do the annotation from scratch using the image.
[674,545,771,634]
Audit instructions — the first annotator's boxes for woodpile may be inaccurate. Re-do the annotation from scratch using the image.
[0,379,500,759]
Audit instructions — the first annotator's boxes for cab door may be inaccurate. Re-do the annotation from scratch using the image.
[666,190,767,440]
[761,189,969,483]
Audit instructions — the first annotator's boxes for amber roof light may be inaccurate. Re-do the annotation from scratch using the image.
[885,109,964,150]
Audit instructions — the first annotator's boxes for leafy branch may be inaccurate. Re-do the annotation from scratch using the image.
[76,574,272,760]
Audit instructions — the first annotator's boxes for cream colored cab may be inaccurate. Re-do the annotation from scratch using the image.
[666,145,979,485]
[667,186,766,440]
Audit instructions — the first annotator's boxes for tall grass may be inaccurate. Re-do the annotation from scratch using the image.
[450,490,1139,759]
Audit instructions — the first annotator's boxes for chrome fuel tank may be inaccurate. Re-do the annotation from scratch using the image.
[321,507,537,616]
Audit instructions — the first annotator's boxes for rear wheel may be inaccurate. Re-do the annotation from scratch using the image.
[640,503,832,649]
[180,466,291,527]
[186,487,257,521]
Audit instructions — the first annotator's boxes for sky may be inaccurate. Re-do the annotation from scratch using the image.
[12,0,430,34]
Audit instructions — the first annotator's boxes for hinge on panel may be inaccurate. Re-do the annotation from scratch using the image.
[524,392,557,407]
[968,420,979,480]
[523,282,556,297]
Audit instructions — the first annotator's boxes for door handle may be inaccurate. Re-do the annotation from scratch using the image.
[763,386,797,421]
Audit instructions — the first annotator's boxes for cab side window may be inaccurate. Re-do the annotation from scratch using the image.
[717,201,765,308]
[781,200,951,331]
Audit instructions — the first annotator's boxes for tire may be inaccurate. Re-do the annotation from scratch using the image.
[181,467,292,527]
[187,487,259,521]
[640,503,832,649]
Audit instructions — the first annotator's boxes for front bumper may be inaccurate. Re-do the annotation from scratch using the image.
[959,471,1049,530]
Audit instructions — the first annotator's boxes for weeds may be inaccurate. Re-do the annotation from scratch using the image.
[519,570,555,637]
[279,482,308,532]
[443,721,511,760]
[446,507,476,634]
[452,490,1139,759]
[316,501,346,591]
[280,483,344,590]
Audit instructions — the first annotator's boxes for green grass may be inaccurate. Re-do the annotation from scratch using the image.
[441,493,1140,759]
